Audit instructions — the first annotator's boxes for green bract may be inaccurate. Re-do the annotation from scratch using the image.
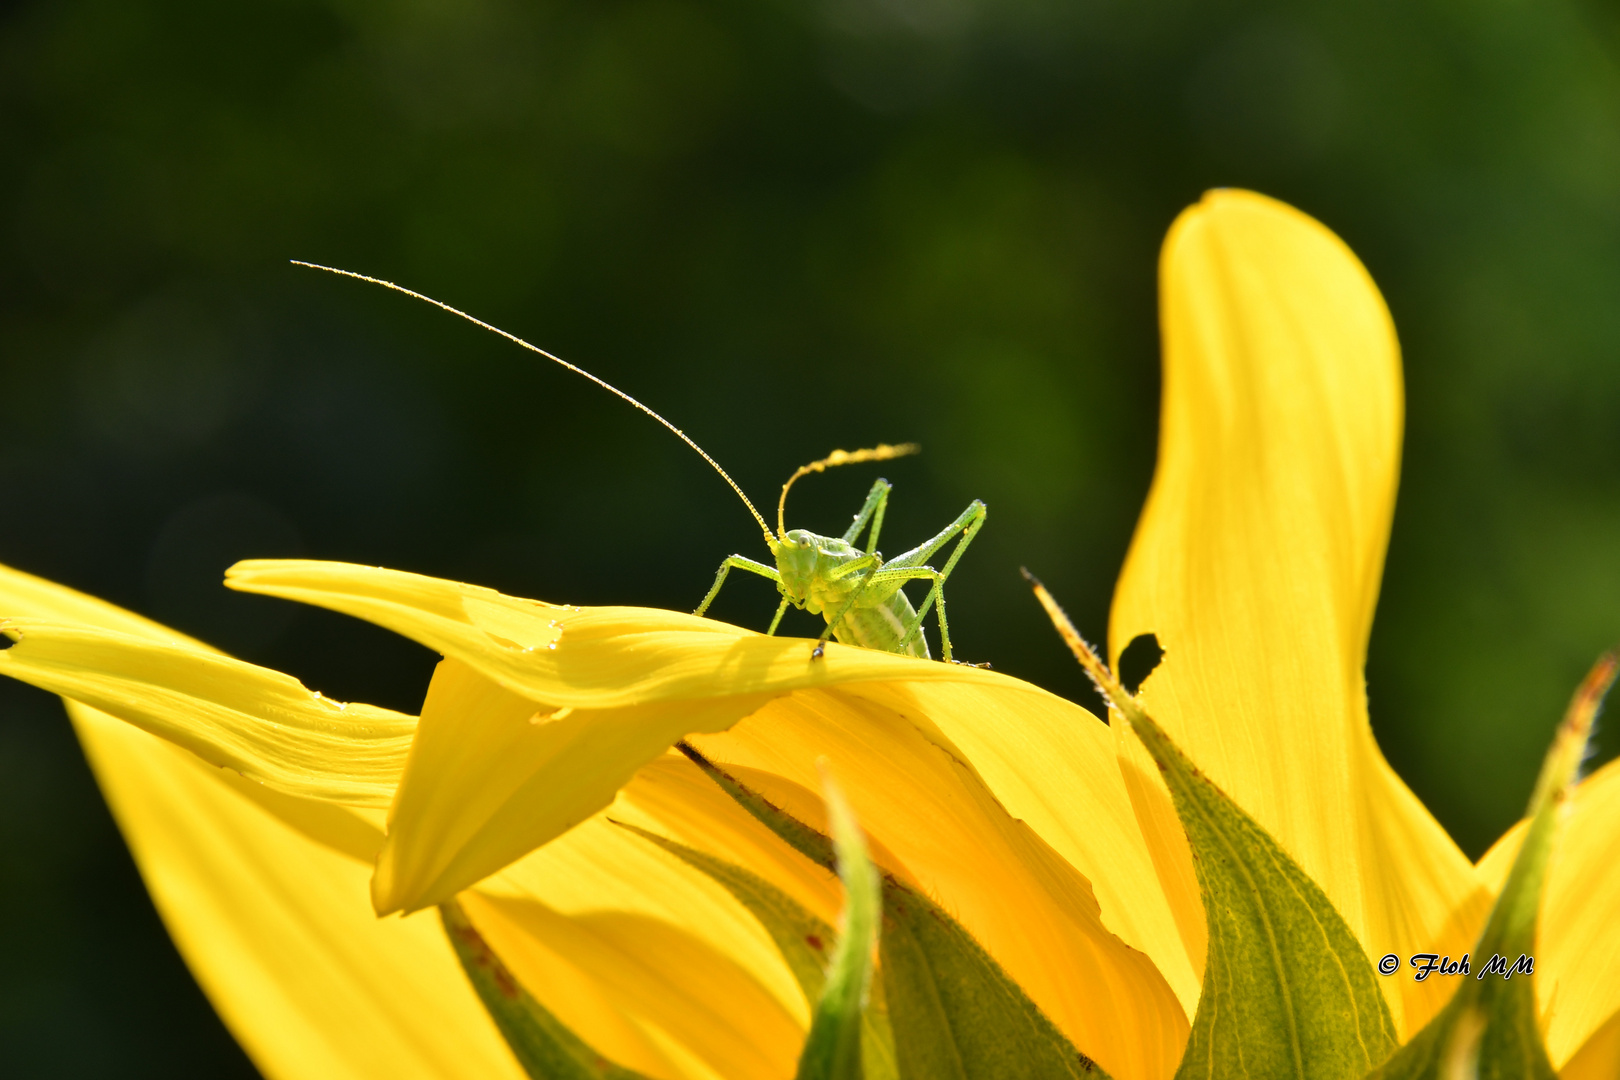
[1125,700,1398,1078]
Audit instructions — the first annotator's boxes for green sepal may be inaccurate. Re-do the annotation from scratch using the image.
[439,898,652,1080]
[876,874,1106,1079]
[1362,655,1616,1080]
[795,767,882,1080]
[678,741,1107,1079]
[1123,702,1398,1079]
[612,821,898,1080]
[1023,573,1400,1080]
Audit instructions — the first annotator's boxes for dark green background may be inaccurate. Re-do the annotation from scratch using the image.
[2,0,1618,1073]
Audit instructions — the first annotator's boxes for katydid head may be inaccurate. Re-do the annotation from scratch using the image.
[774,529,864,610]
[772,530,820,602]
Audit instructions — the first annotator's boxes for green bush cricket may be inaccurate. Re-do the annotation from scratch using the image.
[295,261,987,662]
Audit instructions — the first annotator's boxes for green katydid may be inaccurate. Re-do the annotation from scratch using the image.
[294,261,987,662]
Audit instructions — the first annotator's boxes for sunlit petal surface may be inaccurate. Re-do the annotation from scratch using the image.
[0,619,413,806]
[1536,756,1620,1064]
[0,564,522,1077]
[471,812,811,1080]
[72,703,524,1080]
[850,679,1200,1013]
[225,560,987,706]
[618,754,846,929]
[1561,1007,1620,1080]
[1110,189,1480,1034]
[373,657,775,914]
[1,561,813,1078]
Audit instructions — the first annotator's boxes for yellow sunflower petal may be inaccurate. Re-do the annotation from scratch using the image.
[373,657,778,914]
[847,679,1200,1014]
[0,619,413,807]
[693,686,1189,1080]
[0,562,209,645]
[1561,1007,1620,1080]
[1474,819,1523,895]
[617,753,845,929]
[225,559,1005,707]
[71,701,522,1080]
[470,810,811,1080]
[1526,755,1620,1065]
[1109,189,1477,1034]
[1467,759,1620,1068]
[455,895,690,1079]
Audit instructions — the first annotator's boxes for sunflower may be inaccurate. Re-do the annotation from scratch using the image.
[3,190,1614,1080]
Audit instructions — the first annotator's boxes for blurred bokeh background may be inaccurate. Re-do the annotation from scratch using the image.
[2,0,1618,1072]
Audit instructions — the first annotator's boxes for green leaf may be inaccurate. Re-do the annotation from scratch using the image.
[876,874,1106,1079]
[1025,574,1397,1080]
[438,898,652,1080]
[1362,654,1617,1080]
[1129,701,1398,1079]
[677,741,1107,1080]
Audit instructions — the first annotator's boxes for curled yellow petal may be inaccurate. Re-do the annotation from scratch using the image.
[0,619,413,806]
[225,559,1005,707]
[0,561,209,648]
[1110,189,1478,1033]
[373,657,777,914]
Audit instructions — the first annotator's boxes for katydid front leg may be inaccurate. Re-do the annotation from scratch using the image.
[811,552,884,658]
[694,555,782,618]
[892,500,987,662]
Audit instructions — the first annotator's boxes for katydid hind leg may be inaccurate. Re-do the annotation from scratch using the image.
[841,479,892,553]
[884,498,986,570]
[695,555,781,617]
[899,500,987,662]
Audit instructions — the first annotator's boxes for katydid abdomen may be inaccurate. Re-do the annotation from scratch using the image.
[823,593,928,659]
